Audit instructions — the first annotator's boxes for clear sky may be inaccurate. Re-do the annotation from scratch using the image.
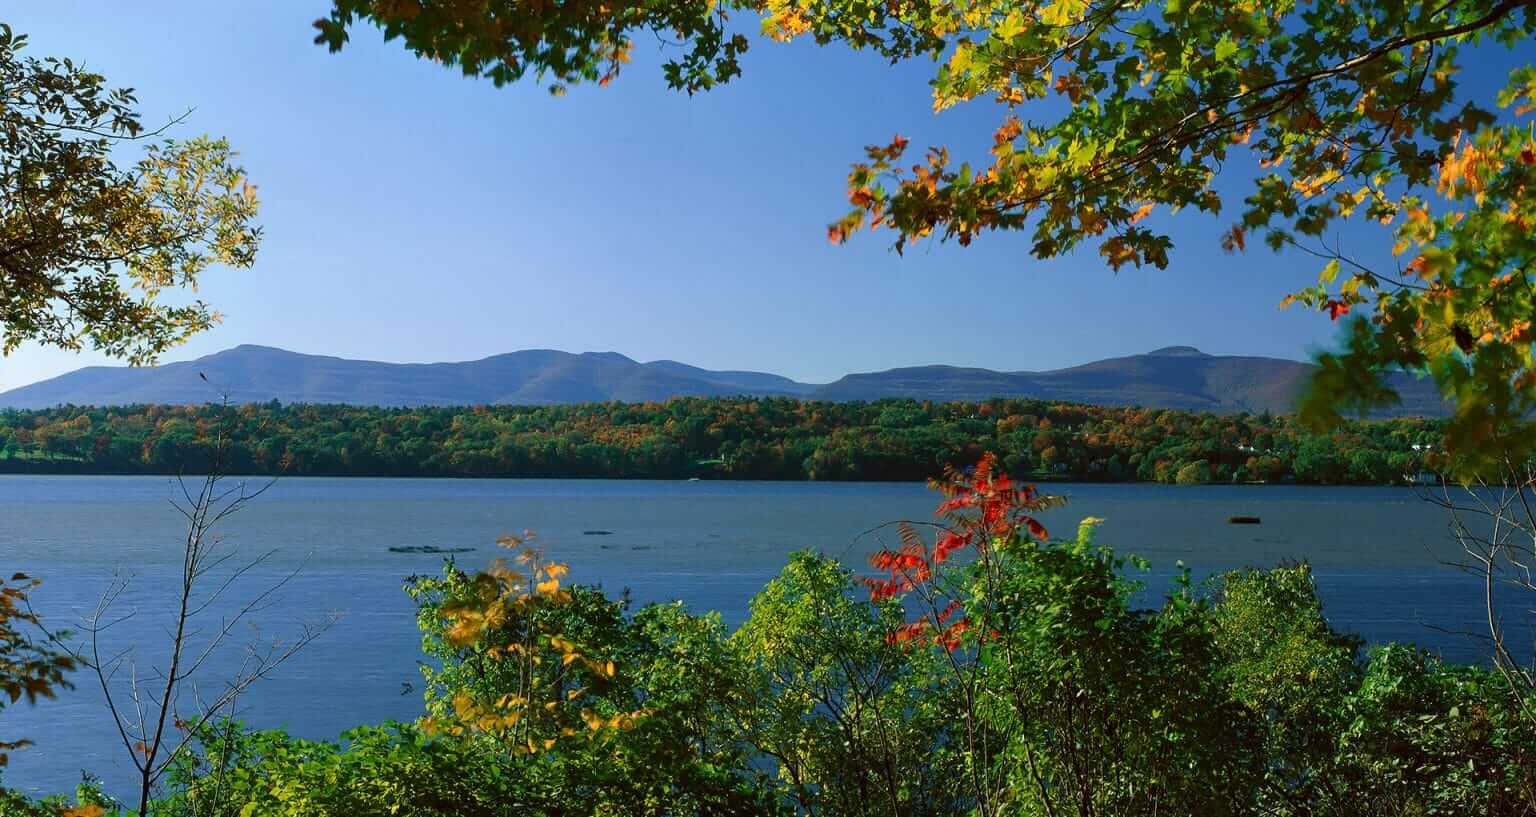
[0,2,1450,389]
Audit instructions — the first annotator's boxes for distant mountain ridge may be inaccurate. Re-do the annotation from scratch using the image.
[0,344,1446,416]
[815,346,1444,415]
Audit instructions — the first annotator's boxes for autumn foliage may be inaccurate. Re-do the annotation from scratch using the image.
[0,397,1449,485]
[414,534,640,755]
[0,573,74,768]
[866,453,1058,651]
[0,25,261,364]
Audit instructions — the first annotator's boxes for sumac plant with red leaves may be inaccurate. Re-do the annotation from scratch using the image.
[859,457,1272,817]
[865,453,1060,652]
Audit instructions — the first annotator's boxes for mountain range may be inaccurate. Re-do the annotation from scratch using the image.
[0,344,1447,415]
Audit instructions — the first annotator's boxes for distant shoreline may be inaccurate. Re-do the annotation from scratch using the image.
[0,397,1445,487]
[0,465,1431,489]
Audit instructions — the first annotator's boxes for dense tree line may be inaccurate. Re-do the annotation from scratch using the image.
[0,398,1446,484]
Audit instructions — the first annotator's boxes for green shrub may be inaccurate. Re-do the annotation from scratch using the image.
[158,722,536,817]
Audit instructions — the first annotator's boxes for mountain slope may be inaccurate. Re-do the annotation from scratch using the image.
[0,344,1447,415]
[809,346,1445,415]
[645,360,815,396]
[0,346,802,408]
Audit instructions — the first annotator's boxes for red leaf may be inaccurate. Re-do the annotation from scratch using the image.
[937,599,963,623]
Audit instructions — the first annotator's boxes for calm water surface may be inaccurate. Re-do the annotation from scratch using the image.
[0,476,1519,797]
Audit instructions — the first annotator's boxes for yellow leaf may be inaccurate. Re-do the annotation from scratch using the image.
[1320,259,1341,285]
[1039,0,1087,26]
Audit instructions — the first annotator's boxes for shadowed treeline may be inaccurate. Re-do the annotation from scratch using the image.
[0,397,1445,484]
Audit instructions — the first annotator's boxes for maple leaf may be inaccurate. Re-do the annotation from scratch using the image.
[1220,226,1246,253]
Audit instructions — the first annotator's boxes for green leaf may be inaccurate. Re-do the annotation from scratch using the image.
[1214,35,1238,62]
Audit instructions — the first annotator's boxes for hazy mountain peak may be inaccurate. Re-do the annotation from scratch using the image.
[214,344,296,357]
[1146,346,1209,357]
[582,351,638,364]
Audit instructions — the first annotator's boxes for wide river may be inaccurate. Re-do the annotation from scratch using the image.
[0,476,1524,797]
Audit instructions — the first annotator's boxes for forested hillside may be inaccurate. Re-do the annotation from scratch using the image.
[0,397,1443,484]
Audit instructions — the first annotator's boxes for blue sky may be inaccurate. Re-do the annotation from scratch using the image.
[0,3,1437,389]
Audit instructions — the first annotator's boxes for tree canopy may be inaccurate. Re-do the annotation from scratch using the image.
[0,23,261,364]
[315,0,1536,473]
[0,397,1445,484]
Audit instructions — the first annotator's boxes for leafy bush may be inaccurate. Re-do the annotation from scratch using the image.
[158,722,535,817]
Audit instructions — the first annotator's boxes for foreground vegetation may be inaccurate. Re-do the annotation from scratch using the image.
[3,459,1532,816]
[0,398,1446,484]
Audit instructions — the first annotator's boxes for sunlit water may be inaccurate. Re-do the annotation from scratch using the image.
[1,476,1526,798]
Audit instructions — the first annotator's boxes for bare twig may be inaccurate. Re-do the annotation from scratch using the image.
[67,395,333,814]
[1424,464,1536,723]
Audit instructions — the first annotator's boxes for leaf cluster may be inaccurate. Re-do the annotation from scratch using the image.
[0,24,261,363]
[0,573,74,768]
